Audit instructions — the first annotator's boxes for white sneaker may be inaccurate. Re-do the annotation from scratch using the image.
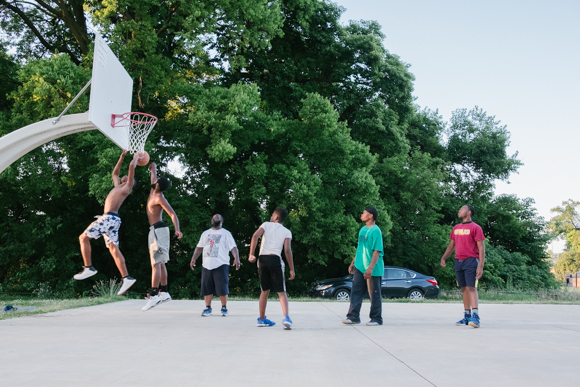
[142,295,162,311]
[117,277,136,295]
[159,292,172,303]
[341,318,360,325]
[73,266,98,280]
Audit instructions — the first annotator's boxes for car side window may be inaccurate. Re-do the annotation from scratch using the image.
[405,271,416,278]
[386,269,406,279]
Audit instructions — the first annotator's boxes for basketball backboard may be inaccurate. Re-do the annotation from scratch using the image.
[88,33,133,150]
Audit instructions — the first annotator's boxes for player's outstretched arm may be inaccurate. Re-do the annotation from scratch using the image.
[159,197,182,238]
[112,150,127,186]
[124,153,139,191]
[248,227,264,263]
[284,238,295,280]
[440,240,455,268]
[148,162,157,186]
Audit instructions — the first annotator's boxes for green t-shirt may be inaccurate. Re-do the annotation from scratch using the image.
[354,225,384,276]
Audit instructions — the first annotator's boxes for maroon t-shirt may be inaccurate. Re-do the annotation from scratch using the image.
[450,222,485,261]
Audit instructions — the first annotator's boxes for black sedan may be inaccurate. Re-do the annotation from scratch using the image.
[309,266,439,301]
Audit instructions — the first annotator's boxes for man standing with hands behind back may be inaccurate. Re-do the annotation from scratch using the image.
[342,207,384,326]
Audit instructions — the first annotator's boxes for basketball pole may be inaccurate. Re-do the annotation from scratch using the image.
[0,112,97,174]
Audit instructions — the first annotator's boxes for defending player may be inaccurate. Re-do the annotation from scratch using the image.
[74,150,140,295]
[440,205,486,328]
[142,162,183,311]
[248,207,295,330]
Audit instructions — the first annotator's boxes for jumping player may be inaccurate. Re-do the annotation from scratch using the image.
[142,162,183,311]
[248,207,295,330]
[440,205,485,328]
[74,150,140,295]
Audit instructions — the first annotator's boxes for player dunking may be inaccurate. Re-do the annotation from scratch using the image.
[142,162,183,311]
[75,150,141,295]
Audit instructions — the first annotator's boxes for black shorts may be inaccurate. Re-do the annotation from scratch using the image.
[258,255,286,293]
[200,264,229,296]
[455,257,479,288]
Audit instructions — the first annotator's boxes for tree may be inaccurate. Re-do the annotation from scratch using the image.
[0,0,555,295]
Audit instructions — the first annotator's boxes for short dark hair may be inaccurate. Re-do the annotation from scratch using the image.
[466,205,475,217]
[158,177,170,191]
[365,206,378,221]
[274,206,288,223]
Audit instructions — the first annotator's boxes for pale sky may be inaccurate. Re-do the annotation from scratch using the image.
[336,0,580,251]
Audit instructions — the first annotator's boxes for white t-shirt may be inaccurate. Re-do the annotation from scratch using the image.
[197,228,237,270]
[258,222,292,257]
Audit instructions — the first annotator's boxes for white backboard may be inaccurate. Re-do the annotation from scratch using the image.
[88,33,133,150]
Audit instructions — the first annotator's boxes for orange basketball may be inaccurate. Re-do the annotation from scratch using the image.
[137,151,150,166]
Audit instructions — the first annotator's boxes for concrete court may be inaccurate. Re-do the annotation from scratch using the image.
[1,300,579,387]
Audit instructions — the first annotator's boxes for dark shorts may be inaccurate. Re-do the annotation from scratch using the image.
[258,255,286,293]
[200,264,229,296]
[455,257,479,288]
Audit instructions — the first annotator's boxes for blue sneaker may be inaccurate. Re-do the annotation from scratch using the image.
[468,312,480,328]
[456,313,471,326]
[282,316,292,330]
[201,306,212,317]
[257,317,276,327]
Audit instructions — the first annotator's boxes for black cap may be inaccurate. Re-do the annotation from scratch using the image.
[365,207,378,221]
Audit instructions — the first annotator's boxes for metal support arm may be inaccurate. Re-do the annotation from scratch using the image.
[0,113,97,174]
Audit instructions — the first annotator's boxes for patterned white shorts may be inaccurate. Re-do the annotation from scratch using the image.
[84,213,122,247]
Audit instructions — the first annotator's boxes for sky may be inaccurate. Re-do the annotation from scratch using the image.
[335,0,580,252]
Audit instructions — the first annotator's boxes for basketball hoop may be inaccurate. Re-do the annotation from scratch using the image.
[111,112,158,154]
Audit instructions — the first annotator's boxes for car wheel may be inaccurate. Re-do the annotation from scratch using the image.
[335,289,350,301]
[408,289,424,300]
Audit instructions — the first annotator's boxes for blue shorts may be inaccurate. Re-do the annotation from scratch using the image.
[455,257,479,288]
[200,264,229,296]
[84,212,121,247]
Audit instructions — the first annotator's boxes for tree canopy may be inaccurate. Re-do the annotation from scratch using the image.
[0,0,555,296]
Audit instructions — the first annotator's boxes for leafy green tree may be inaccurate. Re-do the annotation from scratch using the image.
[0,0,555,295]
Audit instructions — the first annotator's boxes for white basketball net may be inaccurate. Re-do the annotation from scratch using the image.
[112,112,158,153]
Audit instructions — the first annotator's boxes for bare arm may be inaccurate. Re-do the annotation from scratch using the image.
[440,240,455,268]
[248,227,264,263]
[348,255,356,274]
[476,240,485,279]
[123,153,139,191]
[363,250,380,280]
[284,238,295,280]
[231,247,240,270]
[159,197,182,238]
[190,247,204,270]
[149,162,157,185]
[112,150,127,186]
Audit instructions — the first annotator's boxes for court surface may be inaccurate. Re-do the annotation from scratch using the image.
[1,300,579,386]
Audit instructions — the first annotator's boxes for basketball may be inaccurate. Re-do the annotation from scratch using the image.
[137,151,150,166]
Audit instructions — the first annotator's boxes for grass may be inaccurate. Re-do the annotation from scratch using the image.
[0,296,125,321]
[0,279,126,321]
